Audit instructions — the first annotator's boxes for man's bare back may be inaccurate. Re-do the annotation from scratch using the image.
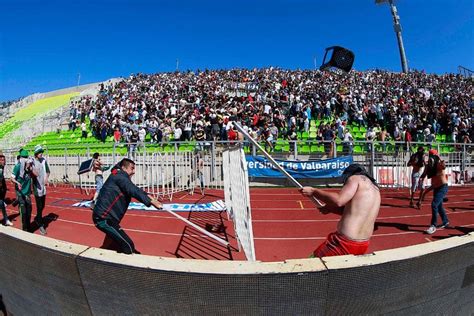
[299,164,381,257]
[300,174,381,240]
[337,175,381,240]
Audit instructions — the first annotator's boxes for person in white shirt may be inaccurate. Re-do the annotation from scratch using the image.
[138,127,146,148]
[170,104,177,117]
[174,125,183,142]
[365,127,376,152]
[264,104,271,115]
[81,122,88,138]
[343,129,354,155]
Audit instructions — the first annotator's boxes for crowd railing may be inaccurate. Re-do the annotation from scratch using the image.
[1,140,472,195]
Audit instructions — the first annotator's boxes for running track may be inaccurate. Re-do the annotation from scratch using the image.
[3,185,473,262]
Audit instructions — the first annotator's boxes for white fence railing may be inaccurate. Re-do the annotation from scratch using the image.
[1,141,472,195]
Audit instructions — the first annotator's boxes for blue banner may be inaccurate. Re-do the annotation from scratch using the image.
[72,200,226,212]
[246,155,353,179]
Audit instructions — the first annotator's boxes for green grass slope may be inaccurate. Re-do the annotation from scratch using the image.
[0,93,78,140]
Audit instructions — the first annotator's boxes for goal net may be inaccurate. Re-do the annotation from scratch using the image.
[222,146,256,261]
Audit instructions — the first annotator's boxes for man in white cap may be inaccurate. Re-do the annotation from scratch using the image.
[32,145,50,235]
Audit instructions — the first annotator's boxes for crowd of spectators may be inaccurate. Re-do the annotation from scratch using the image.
[66,68,473,152]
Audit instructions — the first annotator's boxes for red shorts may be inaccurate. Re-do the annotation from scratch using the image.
[314,232,369,258]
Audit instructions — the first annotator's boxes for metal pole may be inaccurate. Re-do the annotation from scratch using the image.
[370,141,376,179]
[388,0,408,73]
[162,207,229,246]
[233,122,325,208]
[77,73,81,90]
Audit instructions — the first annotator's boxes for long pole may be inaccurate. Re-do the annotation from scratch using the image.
[161,207,229,246]
[388,0,408,73]
[233,122,325,208]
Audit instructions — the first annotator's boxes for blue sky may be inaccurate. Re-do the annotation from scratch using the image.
[0,0,473,101]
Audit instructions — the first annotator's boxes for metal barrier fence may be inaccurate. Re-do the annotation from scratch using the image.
[73,150,197,200]
[1,141,472,194]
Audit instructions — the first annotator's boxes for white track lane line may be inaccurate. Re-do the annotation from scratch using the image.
[6,210,472,241]
[254,224,474,240]
[11,187,470,241]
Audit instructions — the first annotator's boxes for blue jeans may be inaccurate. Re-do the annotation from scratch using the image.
[95,175,104,195]
[430,184,449,226]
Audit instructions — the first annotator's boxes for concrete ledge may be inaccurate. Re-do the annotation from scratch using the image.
[0,227,473,315]
[77,247,327,274]
[0,226,91,315]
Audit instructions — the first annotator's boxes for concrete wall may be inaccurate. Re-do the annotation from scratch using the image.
[0,226,473,315]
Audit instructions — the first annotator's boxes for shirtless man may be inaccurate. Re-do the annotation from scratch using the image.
[417,149,449,234]
[91,152,104,207]
[196,153,205,196]
[407,146,425,207]
[300,164,381,257]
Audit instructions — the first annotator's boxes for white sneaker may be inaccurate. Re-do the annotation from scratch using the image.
[4,219,13,226]
[38,226,47,235]
[426,225,437,235]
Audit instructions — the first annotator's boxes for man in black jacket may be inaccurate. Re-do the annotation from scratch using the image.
[92,158,163,254]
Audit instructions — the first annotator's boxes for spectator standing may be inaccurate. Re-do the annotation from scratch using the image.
[196,152,205,196]
[0,153,13,226]
[91,152,104,207]
[407,146,425,207]
[323,124,335,157]
[174,125,183,142]
[11,149,37,232]
[393,126,402,158]
[81,122,88,138]
[342,128,354,155]
[113,127,121,144]
[418,149,449,234]
[403,127,412,153]
[365,127,376,152]
[32,145,50,235]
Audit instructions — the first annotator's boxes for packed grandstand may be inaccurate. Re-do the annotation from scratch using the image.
[56,68,473,153]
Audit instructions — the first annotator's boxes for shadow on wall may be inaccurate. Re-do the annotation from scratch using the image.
[0,294,7,316]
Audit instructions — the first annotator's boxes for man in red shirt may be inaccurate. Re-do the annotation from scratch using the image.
[404,127,412,152]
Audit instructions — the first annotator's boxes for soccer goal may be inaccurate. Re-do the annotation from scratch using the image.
[222,146,256,261]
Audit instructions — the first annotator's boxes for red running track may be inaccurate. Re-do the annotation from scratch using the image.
[3,185,474,262]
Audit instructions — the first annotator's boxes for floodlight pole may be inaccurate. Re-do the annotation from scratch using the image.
[377,0,409,73]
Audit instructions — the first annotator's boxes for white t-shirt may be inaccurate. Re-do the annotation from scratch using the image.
[264,104,271,114]
[170,105,177,116]
[174,127,182,140]
[138,128,146,141]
